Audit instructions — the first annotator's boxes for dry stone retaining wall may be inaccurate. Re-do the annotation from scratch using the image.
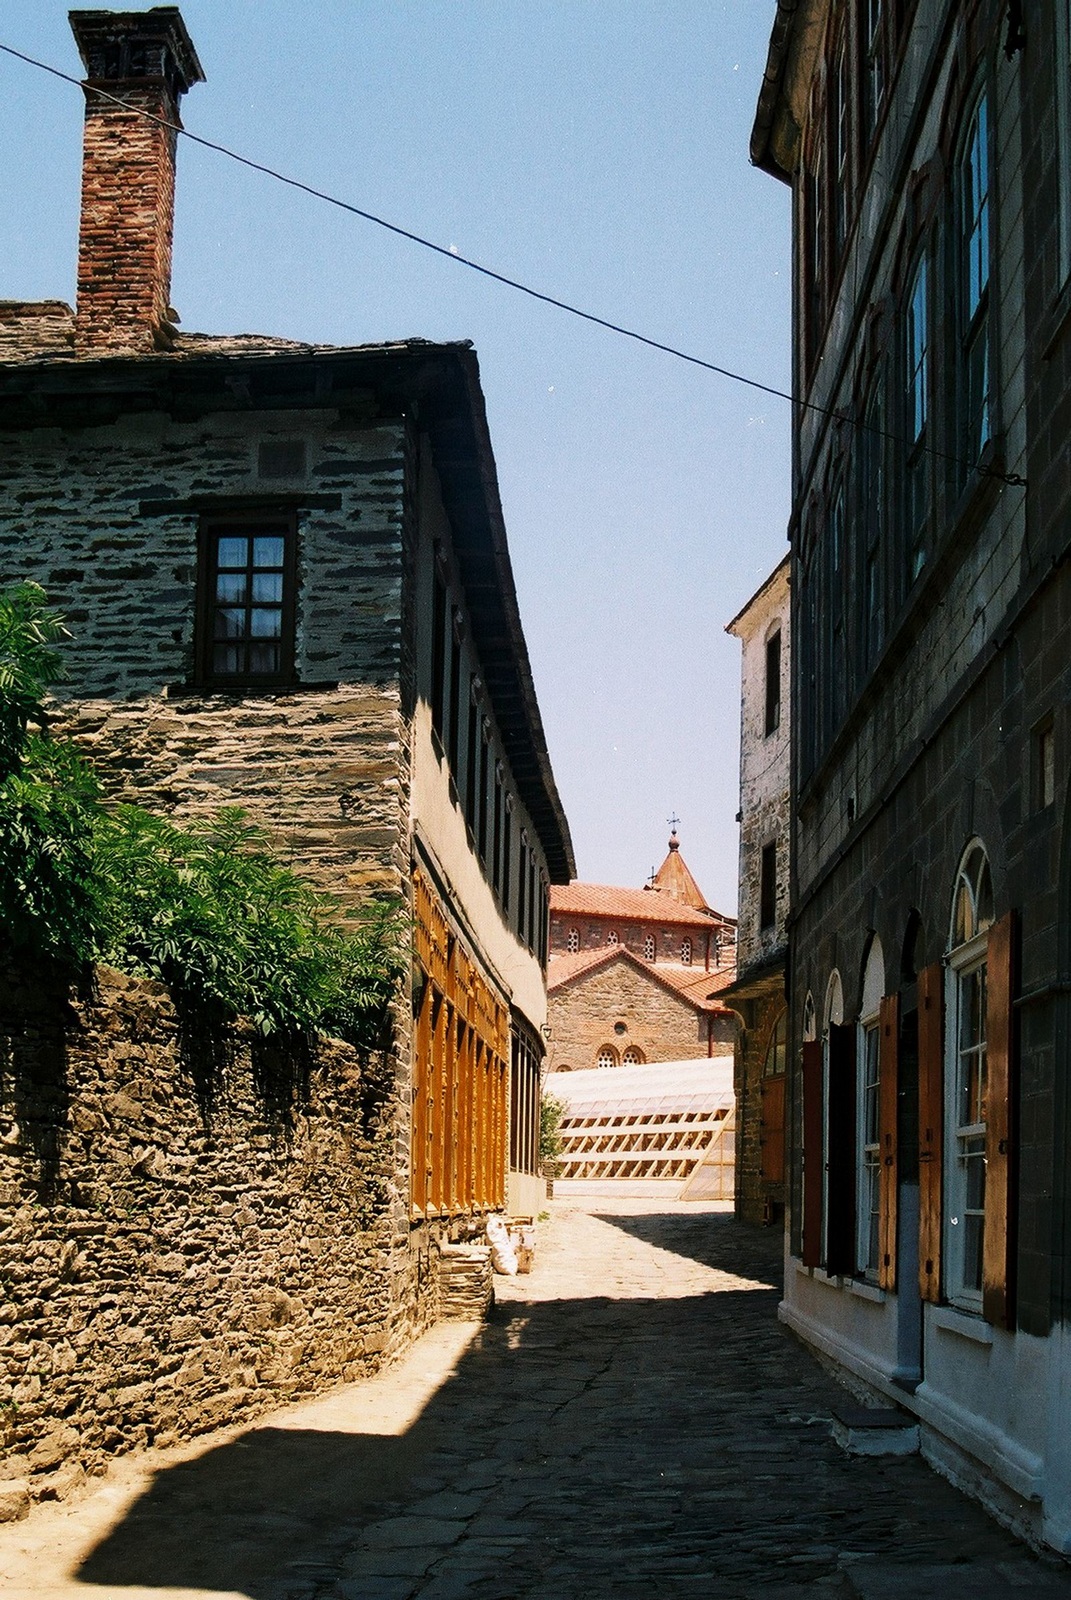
[0,964,422,1511]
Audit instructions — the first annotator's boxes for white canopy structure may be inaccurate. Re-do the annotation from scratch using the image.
[550,1059,736,1199]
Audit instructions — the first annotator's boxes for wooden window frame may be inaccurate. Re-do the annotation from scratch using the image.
[196,510,298,688]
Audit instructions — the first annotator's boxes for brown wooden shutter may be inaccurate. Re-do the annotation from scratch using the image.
[917,961,943,1303]
[826,1022,857,1275]
[801,1039,823,1267]
[761,1075,787,1184]
[984,910,1018,1329]
[878,993,899,1292]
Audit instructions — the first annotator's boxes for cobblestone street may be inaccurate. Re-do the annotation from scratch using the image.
[2,1197,1070,1600]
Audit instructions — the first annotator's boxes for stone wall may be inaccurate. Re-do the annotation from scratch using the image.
[732,990,786,1227]
[0,964,423,1512]
[547,958,732,1074]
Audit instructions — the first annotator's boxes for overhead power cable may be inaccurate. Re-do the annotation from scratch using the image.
[0,39,1027,490]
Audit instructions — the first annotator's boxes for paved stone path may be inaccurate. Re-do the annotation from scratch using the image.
[3,1197,1071,1600]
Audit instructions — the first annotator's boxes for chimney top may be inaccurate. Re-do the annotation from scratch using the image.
[69,8,204,97]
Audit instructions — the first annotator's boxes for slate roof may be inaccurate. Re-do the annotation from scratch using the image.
[0,308,575,881]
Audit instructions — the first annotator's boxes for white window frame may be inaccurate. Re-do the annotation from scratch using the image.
[944,841,993,1314]
[857,1016,881,1280]
[945,929,988,1313]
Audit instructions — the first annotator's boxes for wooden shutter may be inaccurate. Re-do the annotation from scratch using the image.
[826,1022,857,1275]
[878,993,899,1291]
[984,910,1018,1329]
[801,1039,823,1267]
[917,961,943,1303]
[761,1075,786,1183]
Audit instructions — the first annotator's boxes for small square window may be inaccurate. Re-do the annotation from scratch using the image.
[198,514,296,685]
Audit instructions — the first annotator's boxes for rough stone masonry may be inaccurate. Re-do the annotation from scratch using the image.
[0,964,416,1518]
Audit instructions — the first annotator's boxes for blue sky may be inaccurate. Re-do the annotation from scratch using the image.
[0,2,791,912]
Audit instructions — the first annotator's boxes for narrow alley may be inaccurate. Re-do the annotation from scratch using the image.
[2,1198,1069,1600]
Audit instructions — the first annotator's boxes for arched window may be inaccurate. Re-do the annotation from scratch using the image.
[803,991,817,1042]
[607,929,619,946]
[622,1047,645,1066]
[566,927,579,953]
[596,1045,618,1070]
[680,938,692,965]
[947,840,994,1307]
[643,934,655,962]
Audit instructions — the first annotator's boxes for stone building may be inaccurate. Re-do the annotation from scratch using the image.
[722,557,790,1226]
[546,834,736,1073]
[753,0,1071,1551]
[0,3,572,1480]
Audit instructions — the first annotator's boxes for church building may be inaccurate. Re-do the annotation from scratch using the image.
[546,832,736,1074]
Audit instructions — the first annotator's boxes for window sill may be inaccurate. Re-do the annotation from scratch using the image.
[794,1261,885,1302]
[846,1277,886,1304]
[167,678,336,699]
[928,1303,993,1345]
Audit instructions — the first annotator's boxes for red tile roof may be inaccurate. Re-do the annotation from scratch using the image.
[550,881,725,929]
[547,943,735,1014]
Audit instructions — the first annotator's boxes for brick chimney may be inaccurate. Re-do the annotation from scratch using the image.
[70,8,204,354]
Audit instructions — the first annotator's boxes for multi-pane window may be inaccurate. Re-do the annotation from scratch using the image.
[861,382,885,664]
[431,569,447,740]
[478,723,490,861]
[567,927,580,953]
[961,93,992,465]
[905,254,930,582]
[862,0,885,143]
[859,1023,881,1277]
[680,938,692,966]
[465,679,478,831]
[947,842,994,1309]
[831,30,851,259]
[643,934,656,962]
[517,832,528,943]
[799,555,818,779]
[447,619,462,771]
[824,480,846,737]
[607,929,619,946]
[806,151,825,370]
[1058,0,1071,282]
[200,517,293,683]
[597,1045,618,1070]
[622,1047,645,1066]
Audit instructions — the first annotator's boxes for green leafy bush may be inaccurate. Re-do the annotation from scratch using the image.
[0,583,404,1045]
[0,585,101,961]
[539,1088,567,1166]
